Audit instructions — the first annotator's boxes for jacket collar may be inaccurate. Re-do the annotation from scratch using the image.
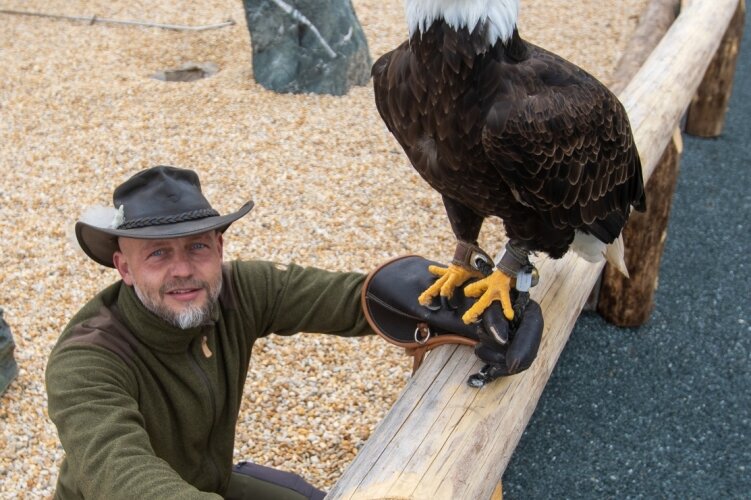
[116,281,219,353]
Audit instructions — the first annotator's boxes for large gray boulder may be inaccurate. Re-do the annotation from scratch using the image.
[243,0,372,95]
[0,308,18,395]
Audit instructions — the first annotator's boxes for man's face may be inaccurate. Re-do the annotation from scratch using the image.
[112,231,224,329]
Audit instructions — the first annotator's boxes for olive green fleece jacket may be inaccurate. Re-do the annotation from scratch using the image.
[45,260,372,499]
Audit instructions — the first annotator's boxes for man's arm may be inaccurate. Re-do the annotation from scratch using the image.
[231,261,372,338]
[46,345,221,500]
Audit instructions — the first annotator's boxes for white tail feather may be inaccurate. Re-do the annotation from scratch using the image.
[572,231,629,278]
[605,234,629,278]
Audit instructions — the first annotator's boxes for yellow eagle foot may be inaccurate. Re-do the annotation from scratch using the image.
[462,270,515,324]
[418,263,483,310]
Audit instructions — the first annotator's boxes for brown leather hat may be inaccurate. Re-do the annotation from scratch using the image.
[75,166,253,267]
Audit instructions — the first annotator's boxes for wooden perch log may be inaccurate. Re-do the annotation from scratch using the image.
[326,0,741,498]
[685,0,746,137]
[597,0,681,326]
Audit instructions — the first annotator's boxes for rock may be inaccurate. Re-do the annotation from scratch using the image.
[242,0,372,95]
[0,308,19,395]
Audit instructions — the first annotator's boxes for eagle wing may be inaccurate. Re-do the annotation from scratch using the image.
[372,42,429,146]
[482,47,646,243]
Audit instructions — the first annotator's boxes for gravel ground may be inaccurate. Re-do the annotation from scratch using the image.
[0,0,646,497]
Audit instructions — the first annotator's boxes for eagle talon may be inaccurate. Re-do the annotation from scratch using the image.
[423,297,442,311]
[482,303,509,345]
[441,295,458,311]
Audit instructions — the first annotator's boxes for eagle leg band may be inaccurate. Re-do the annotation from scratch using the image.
[452,241,494,275]
[494,244,531,277]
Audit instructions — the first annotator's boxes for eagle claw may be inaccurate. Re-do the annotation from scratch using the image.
[441,295,458,311]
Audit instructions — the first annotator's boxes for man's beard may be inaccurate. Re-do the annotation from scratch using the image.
[134,276,222,330]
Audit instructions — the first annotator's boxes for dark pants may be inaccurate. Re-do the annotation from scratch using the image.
[224,461,326,500]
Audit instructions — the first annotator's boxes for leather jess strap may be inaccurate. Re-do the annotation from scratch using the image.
[452,241,494,273]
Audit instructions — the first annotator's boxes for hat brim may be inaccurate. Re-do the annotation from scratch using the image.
[75,201,254,268]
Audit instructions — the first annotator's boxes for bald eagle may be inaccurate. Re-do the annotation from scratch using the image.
[372,0,646,324]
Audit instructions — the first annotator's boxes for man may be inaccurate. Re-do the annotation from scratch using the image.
[46,166,372,499]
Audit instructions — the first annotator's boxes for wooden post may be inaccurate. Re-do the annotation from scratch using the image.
[685,0,746,137]
[598,131,682,326]
[326,1,741,498]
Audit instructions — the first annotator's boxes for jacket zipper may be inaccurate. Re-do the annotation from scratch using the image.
[188,334,221,491]
[201,335,213,358]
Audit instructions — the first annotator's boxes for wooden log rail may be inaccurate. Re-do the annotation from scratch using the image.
[327,0,744,498]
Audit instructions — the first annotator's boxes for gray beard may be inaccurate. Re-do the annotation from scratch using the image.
[134,280,222,330]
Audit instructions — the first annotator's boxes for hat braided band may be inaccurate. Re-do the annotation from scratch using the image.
[117,208,220,230]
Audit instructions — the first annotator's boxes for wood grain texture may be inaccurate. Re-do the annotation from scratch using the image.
[327,0,741,498]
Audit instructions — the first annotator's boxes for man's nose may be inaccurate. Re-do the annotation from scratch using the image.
[170,250,193,278]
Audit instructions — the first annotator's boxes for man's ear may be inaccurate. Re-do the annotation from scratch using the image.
[112,251,134,286]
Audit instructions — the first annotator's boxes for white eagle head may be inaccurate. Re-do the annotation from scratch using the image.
[405,0,520,44]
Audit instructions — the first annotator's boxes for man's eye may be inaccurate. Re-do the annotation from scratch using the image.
[149,249,165,258]
[192,243,208,250]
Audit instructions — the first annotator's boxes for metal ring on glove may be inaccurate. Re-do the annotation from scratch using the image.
[414,323,431,344]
